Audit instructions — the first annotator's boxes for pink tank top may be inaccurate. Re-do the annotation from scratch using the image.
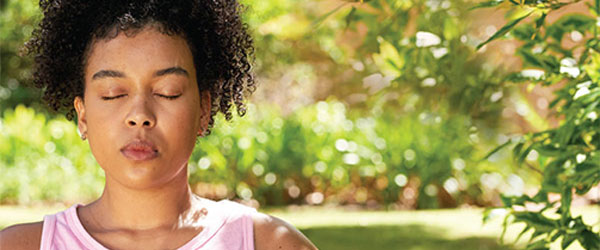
[39,199,257,250]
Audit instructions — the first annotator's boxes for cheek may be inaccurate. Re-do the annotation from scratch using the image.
[167,110,194,136]
[161,104,201,145]
[87,105,118,139]
[85,106,120,162]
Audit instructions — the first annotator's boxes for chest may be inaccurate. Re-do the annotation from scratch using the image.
[88,227,205,250]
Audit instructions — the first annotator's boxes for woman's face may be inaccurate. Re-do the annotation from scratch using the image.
[74,26,210,189]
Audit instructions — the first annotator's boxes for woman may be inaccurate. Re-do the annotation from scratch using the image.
[0,0,317,249]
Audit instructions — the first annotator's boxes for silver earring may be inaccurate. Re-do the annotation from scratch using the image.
[77,129,87,140]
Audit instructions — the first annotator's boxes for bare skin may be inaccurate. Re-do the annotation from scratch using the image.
[0,25,317,250]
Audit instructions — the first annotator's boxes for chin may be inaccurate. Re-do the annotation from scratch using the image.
[118,165,184,189]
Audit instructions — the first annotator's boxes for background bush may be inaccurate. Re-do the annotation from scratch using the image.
[1,101,519,210]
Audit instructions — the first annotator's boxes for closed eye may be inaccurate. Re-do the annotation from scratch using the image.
[157,94,181,100]
[101,94,126,100]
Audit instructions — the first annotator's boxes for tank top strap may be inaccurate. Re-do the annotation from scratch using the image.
[40,213,57,250]
[179,199,257,250]
[40,204,108,250]
[216,199,257,250]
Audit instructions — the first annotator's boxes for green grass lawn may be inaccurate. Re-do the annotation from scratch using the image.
[267,206,599,250]
[1,204,598,250]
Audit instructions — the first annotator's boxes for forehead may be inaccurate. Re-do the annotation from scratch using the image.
[84,26,195,80]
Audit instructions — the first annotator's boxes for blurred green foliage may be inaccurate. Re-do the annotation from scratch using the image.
[0,0,43,112]
[0,105,104,204]
[1,100,499,209]
[0,0,571,218]
[191,98,500,209]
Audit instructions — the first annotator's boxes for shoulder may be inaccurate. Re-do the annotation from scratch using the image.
[0,221,43,250]
[251,212,318,250]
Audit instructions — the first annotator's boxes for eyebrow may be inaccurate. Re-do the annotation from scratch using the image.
[154,67,189,78]
[91,67,189,80]
[92,70,124,80]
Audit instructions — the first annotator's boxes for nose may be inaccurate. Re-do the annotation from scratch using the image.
[125,96,156,129]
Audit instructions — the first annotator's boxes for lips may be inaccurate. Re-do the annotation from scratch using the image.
[120,139,159,161]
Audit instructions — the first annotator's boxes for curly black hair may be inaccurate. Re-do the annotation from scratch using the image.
[24,0,256,135]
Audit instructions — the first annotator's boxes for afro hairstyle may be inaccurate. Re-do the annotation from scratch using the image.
[24,0,256,135]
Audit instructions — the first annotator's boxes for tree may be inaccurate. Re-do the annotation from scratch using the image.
[476,0,600,248]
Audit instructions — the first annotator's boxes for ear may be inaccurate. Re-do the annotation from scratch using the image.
[198,90,211,134]
[73,96,88,136]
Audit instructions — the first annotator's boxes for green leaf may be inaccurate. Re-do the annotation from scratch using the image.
[530,229,549,241]
[576,88,600,104]
[513,141,525,158]
[534,144,562,157]
[518,50,545,69]
[562,234,577,249]
[481,139,512,161]
[512,24,536,41]
[311,2,349,29]
[513,212,557,232]
[500,213,511,244]
[344,6,357,29]
[372,39,404,77]
[574,162,600,178]
[535,12,546,31]
[559,14,595,30]
[532,190,548,203]
[560,188,572,222]
[507,0,519,5]
[550,231,561,243]
[541,160,566,193]
[579,228,600,249]
[482,208,493,224]
[517,144,534,166]
[500,194,514,207]
[477,11,533,49]
[546,14,596,42]
[469,0,504,10]
[546,42,573,57]
[555,120,575,146]
[518,49,560,72]
[526,239,549,250]
[515,225,532,244]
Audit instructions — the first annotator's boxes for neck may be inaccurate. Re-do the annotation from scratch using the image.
[89,165,198,231]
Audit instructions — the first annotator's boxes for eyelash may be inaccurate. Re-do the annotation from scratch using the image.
[160,94,181,100]
[101,94,181,100]
[101,94,126,100]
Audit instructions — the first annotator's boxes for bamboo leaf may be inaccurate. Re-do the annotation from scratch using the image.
[513,212,558,232]
[481,140,512,161]
[579,229,600,249]
[311,2,349,29]
[517,144,534,166]
[526,239,549,250]
[515,225,532,243]
[469,0,504,10]
[513,141,525,159]
[532,12,547,39]
[344,6,357,29]
[535,12,546,30]
[562,234,577,249]
[534,144,562,157]
[477,11,533,49]
[500,213,511,245]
